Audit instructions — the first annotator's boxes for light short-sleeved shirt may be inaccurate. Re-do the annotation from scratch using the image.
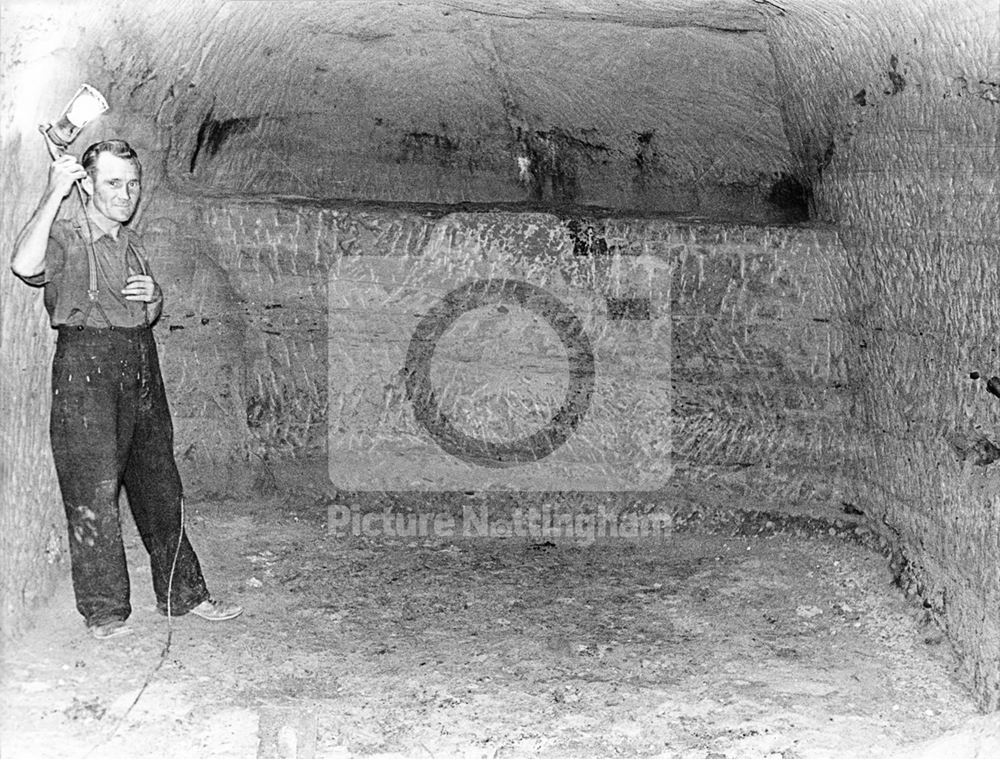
[22,218,152,328]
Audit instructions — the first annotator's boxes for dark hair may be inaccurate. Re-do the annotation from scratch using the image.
[81,139,142,177]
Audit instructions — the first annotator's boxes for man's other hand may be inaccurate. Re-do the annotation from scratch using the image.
[122,275,161,303]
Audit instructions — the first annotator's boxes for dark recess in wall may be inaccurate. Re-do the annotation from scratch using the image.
[633,129,660,192]
[567,219,610,256]
[767,171,811,220]
[885,54,906,95]
[190,109,261,173]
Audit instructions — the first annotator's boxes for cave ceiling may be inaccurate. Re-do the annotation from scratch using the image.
[24,1,798,216]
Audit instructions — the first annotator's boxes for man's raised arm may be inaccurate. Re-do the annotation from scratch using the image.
[11,154,87,279]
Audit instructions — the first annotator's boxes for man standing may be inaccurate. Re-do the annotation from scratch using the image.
[11,140,242,639]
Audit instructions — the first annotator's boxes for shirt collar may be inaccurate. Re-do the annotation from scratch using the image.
[72,211,126,243]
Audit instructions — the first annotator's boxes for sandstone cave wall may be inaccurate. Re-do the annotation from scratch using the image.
[0,97,65,640]
[5,0,996,713]
[765,0,1000,709]
[144,198,848,515]
[1,15,93,638]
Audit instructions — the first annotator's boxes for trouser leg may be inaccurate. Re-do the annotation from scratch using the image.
[122,332,209,615]
[50,335,132,626]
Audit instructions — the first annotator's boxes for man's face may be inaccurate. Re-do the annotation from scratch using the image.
[84,152,141,225]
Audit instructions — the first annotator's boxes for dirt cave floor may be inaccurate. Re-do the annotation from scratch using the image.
[0,493,994,759]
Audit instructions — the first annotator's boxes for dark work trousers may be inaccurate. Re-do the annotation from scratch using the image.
[50,325,209,627]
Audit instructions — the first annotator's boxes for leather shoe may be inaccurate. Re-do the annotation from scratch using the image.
[90,620,132,640]
[188,598,243,621]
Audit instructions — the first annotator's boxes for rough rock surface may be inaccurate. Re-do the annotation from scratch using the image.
[148,199,845,504]
[1,0,997,713]
[766,0,1000,710]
